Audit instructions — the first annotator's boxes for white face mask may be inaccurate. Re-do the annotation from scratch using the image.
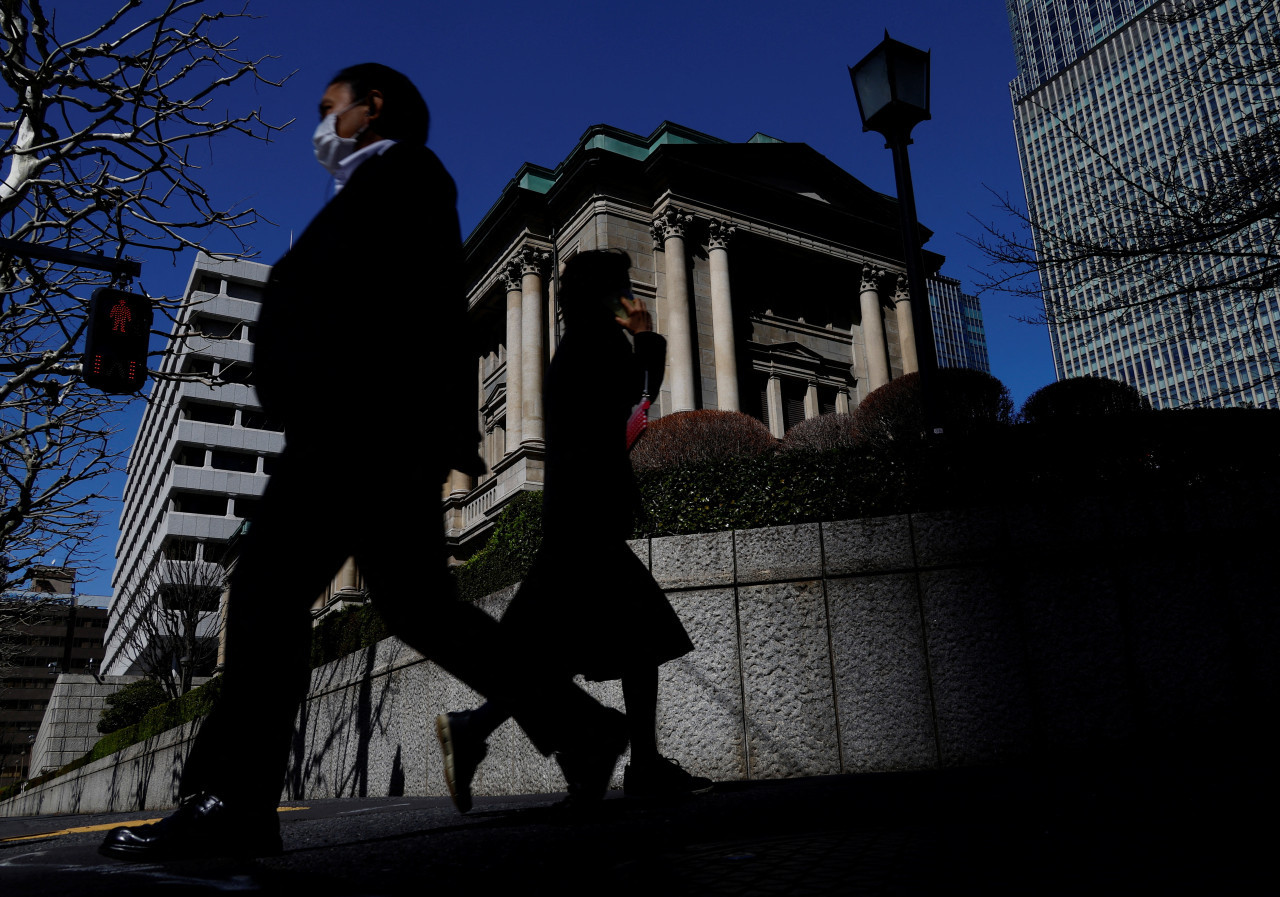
[312,100,367,176]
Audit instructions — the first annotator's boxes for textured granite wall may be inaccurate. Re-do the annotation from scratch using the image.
[6,482,1274,816]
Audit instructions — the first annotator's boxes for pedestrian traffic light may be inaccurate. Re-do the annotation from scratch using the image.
[82,287,153,393]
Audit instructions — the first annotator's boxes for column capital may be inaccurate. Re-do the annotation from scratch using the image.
[499,261,522,293]
[707,218,736,251]
[860,264,889,294]
[892,273,911,303]
[515,245,551,276]
[651,207,693,247]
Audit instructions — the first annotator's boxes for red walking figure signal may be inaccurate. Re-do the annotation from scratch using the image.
[82,287,153,393]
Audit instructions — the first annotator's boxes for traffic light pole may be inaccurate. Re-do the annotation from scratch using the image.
[0,236,142,281]
[0,236,149,390]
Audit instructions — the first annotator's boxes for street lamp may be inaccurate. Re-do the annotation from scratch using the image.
[849,31,943,435]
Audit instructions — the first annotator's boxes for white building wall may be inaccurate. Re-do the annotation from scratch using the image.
[103,253,277,675]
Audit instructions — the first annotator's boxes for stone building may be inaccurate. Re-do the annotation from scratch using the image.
[445,121,962,552]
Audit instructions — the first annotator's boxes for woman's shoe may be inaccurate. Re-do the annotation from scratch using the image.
[436,711,488,814]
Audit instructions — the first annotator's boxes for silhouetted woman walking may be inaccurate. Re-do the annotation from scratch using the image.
[436,250,711,811]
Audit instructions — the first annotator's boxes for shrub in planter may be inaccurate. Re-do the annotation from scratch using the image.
[310,604,389,668]
[452,489,545,602]
[854,368,1014,450]
[781,413,859,452]
[1020,375,1152,423]
[630,410,777,472]
[97,678,168,734]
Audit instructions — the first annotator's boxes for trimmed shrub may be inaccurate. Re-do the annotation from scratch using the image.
[630,410,777,472]
[1020,375,1152,423]
[854,368,1015,450]
[781,413,859,452]
[453,489,545,602]
[97,678,168,735]
[634,445,919,536]
[310,603,390,668]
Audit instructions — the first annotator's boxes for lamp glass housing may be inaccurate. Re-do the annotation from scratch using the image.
[849,35,931,138]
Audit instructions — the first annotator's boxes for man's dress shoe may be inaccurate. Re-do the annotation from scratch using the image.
[98,792,282,860]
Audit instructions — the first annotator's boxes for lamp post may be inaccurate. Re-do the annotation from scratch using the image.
[849,32,943,436]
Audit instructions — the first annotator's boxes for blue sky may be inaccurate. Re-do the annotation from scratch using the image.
[68,0,1056,595]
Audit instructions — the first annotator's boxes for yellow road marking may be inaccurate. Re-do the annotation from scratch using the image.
[0,805,309,843]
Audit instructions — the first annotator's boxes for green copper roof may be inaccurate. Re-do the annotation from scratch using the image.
[510,121,761,195]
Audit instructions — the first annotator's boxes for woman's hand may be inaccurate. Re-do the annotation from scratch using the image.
[617,295,652,334]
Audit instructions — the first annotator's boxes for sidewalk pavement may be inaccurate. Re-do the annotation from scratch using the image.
[0,748,1267,895]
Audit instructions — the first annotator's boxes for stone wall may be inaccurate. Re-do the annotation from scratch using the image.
[28,675,143,774]
[5,483,1274,817]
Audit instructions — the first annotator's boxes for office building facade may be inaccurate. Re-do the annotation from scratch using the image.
[103,254,373,678]
[929,276,991,373]
[102,254,280,677]
[1009,0,1280,407]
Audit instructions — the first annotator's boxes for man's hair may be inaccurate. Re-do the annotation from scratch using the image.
[330,63,429,145]
[558,250,632,315]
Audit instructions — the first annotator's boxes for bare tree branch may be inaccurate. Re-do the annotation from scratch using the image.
[0,0,288,592]
[111,555,223,699]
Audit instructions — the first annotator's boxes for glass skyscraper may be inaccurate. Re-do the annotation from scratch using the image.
[1008,0,1280,408]
[929,276,992,373]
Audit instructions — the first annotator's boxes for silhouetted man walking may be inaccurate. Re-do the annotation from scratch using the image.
[100,63,625,861]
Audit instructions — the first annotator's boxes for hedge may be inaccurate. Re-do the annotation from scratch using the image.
[310,603,390,668]
[97,677,169,734]
[452,489,544,602]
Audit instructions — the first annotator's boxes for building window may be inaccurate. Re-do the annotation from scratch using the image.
[163,539,199,561]
[183,402,235,426]
[241,411,282,432]
[174,446,206,467]
[210,450,258,473]
[171,492,228,516]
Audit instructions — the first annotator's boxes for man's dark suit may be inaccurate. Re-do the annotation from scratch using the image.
[178,142,612,809]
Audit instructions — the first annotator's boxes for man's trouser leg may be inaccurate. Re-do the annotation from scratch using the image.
[179,457,352,809]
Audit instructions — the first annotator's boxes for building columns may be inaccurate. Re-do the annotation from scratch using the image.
[765,372,784,439]
[652,207,696,412]
[707,219,740,412]
[804,381,820,419]
[894,274,919,375]
[501,263,523,449]
[517,246,550,448]
[859,265,891,390]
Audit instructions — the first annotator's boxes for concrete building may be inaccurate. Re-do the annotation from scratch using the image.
[103,254,374,679]
[446,121,981,551]
[1008,0,1280,408]
[0,568,108,784]
[102,254,280,678]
